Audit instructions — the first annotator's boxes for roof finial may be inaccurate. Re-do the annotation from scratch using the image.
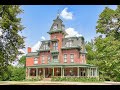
[57,9,60,19]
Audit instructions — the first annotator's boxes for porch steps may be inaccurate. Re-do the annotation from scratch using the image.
[42,78,51,81]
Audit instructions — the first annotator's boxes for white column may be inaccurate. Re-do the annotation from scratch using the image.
[61,67,62,78]
[87,68,89,77]
[90,68,91,77]
[63,68,64,77]
[36,68,38,77]
[43,68,45,78]
[28,68,30,78]
[53,67,54,76]
[77,67,79,77]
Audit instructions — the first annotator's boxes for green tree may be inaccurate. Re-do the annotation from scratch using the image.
[0,5,25,80]
[95,5,120,81]
[85,40,96,61]
[18,55,26,68]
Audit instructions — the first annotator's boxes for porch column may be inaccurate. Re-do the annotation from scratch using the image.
[95,68,98,77]
[61,67,62,78]
[53,67,54,76]
[77,67,79,77]
[63,68,64,77]
[28,68,30,78]
[89,68,91,77]
[92,68,93,77]
[36,68,38,77]
[43,68,45,78]
[87,68,89,77]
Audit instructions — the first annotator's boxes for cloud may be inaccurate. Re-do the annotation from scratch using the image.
[65,28,82,38]
[108,5,117,10]
[60,8,73,20]
[31,41,41,52]
[41,36,45,40]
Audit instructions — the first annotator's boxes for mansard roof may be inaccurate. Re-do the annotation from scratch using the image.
[62,36,83,47]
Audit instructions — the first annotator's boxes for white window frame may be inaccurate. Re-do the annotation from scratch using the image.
[64,54,67,63]
[43,44,48,50]
[42,55,45,64]
[48,55,50,63]
[53,55,58,60]
[70,54,74,63]
[34,58,38,64]
[53,42,58,50]
[66,40,72,47]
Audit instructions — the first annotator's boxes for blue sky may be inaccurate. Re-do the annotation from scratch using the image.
[19,5,117,53]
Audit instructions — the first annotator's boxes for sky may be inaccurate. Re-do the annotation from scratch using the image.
[18,5,117,54]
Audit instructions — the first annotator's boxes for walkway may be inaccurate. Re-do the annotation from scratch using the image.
[0,81,120,85]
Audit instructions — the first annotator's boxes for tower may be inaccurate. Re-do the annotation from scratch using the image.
[47,14,67,63]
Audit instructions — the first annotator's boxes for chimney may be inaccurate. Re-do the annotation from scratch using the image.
[27,47,31,53]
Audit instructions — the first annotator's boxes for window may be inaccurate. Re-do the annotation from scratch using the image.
[82,54,85,64]
[64,54,67,62]
[53,42,58,50]
[66,41,72,47]
[48,56,50,63]
[34,58,38,64]
[70,54,74,62]
[69,41,72,47]
[53,55,58,60]
[42,55,45,64]
[43,44,48,50]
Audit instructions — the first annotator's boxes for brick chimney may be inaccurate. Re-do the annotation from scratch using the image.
[27,47,31,53]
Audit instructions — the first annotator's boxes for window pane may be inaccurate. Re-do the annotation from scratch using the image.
[34,60,38,64]
[70,54,74,58]
[70,54,74,62]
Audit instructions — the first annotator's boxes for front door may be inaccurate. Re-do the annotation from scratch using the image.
[45,68,52,78]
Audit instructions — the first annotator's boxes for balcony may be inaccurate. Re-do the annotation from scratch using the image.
[49,59,59,64]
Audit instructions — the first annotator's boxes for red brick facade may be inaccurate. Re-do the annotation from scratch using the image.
[26,31,86,66]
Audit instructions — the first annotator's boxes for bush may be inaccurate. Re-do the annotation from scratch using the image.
[51,76,103,82]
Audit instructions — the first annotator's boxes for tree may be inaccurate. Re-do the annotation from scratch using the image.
[95,5,120,81]
[0,5,25,80]
[18,55,26,68]
[85,40,96,61]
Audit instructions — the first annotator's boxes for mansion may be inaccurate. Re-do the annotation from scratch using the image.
[26,15,99,79]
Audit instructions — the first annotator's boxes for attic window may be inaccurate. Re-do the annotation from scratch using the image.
[43,44,48,50]
[65,40,73,47]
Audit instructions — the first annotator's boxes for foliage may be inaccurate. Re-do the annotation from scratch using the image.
[8,65,25,81]
[0,5,25,80]
[18,55,26,68]
[25,76,44,81]
[86,5,120,82]
[51,76,103,82]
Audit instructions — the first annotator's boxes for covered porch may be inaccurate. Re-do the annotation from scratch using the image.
[26,64,99,79]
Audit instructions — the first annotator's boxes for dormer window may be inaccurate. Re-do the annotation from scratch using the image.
[53,24,58,30]
[43,44,48,50]
[65,40,73,47]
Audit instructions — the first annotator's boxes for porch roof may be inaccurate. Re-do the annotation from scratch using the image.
[27,63,97,68]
